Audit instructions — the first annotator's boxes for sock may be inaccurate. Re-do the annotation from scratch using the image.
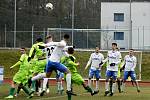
[135,81,140,90]
[32,73,46,81]
[22,86,30,95]
[105,82,109,91]
[84,86,93,93]
[57,82,61,91]
[121,83,125,92]
[66,73,71,91]
[67,93,72,100]
[117,80,121,91]
[35,80,39,92]
[17,86,22,94]
[60,81,63,90]
[43,78,49,91]
[88,79,91,88]
[9,88,15,96]
[28,78,32,88]
[112,83,116,93]
[96,81,99,90]
[31,80,36,91]
[46,81,49,88]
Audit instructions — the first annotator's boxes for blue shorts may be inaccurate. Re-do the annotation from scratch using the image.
[106,70,117,80]
[56,70,64,79]
[123,71,136,81]
[46,60,68,73]
[89,69,101,79]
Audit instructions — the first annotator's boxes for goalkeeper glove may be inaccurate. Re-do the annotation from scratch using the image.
[28,57,31,62]
[110,63,115,66]
[38,45,45,49]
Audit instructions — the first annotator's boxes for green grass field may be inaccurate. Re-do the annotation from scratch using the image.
[0,49,150,80]
[1,83,150,100]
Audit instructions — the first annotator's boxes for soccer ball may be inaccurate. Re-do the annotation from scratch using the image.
[46,3,53,10]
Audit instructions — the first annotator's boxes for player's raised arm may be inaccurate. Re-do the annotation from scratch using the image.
[10,52,26,69]
[85,54,92,70]
[45,41,66,47]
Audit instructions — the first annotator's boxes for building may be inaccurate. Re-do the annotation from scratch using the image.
[101,1,150,50]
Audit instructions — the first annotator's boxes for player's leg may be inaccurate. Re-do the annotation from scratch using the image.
[31,60,52,92]
[15,84,22,97]
[56,70,63,94]
[71,73,98,96]
[110,71,117,96]
[104,70,111,96]
[5,81,16,99]
[130,71,140,92]
[54,62,72,94]
[95,69,100,91]
[121,71,129,92]
[88,68,94,88]
[117,70,122,93]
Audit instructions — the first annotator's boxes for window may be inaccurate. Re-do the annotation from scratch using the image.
[114,32,124,40]
[114,13,124,21]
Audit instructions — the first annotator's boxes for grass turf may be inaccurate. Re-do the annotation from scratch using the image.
[0,49,150,80]
[1,83,150,100]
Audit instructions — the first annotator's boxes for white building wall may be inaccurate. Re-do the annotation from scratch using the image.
[132,2,150,49]
[101,2,150,50]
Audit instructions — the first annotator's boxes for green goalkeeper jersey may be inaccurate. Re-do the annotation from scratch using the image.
[11,54,29,73]
[29,42,46,60]
[61,55,78,73]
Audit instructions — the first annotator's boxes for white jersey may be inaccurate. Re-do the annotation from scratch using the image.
[45,40,67,62]
[106,50,122,71]
[87,52,104,70]
[45,45,55,59]
[124,55,137,71]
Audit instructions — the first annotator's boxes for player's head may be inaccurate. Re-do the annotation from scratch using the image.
[129,49,134,56]
[95,46,100,53]
[63,34,70,42]
[67,47,74,54]
[46,35,52,43]
[20,47,26,54]
[36,37,43,43]
[112,43,117,50]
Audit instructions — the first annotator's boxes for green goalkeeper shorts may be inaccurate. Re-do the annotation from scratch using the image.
[71,73,84,85]
[13,71,29,85]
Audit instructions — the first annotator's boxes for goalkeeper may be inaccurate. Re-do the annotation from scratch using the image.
[28,37,47,93]
[60,47,99,99]
[5,48,32,99]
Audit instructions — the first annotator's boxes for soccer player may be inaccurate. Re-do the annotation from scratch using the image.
[31,34,73,96]
[85,46,104,91]
[5,48,32,99]
[116,47,123,93]
[61,47,99,100]
[121,49,140,92]
[104,43,122,96]
[40,35,54,95]
[28,37,47,95]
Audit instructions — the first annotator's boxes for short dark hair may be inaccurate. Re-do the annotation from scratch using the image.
[95,45,100,49]
[68,47,74,54]
[36,37,43,42]
[64,34,70,39]
[46,35,52,39]
[21,47,26,51]
[129,49,134,51]
[112,43,117,46]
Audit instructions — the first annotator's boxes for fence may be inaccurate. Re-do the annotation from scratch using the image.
[0,26,150,50]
